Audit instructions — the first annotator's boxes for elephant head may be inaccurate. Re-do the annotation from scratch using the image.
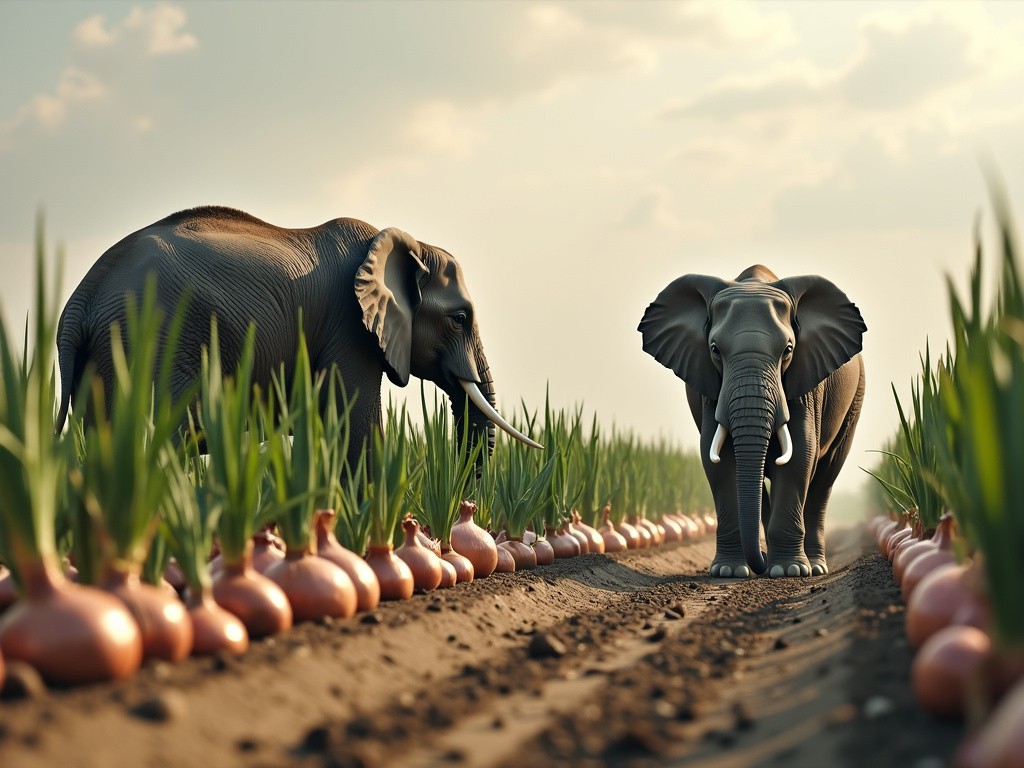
[354,227,539,455]
[638,265,865,574]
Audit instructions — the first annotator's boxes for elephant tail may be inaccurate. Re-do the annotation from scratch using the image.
[55,298,87,435]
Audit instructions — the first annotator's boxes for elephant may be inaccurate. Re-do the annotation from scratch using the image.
[55,206,540,467]
[638,265,866,578]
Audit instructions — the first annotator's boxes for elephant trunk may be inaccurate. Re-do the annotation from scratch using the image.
[450,334,497,459]
[724,373,778,576]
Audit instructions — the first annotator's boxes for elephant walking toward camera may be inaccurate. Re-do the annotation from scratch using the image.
[639,265,866,578]
[56,206,539,464]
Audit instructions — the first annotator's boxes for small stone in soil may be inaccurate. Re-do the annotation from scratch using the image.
[236,737,259,752]
[648,627,668,643]
[733,702,754,730]
[528,631,567,659]
[0,661,46,701]
[862,695,895,719]
[300,725,331,752]
[774,637,790,650]
[360,612,383,625]
[130,690,188,723]
[815,628,829,637]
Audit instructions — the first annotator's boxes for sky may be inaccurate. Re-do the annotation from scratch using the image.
[2,0,1024,494]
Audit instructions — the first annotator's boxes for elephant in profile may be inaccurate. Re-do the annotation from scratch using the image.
[56,206,539,465]
[639,265,866,578]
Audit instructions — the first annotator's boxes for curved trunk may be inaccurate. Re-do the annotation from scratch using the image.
[726,377,776,576]
[449,332,496,465]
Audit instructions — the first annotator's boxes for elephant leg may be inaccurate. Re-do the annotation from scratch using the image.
[804,360,865,576]
[765,405,813,578]
[803,405,860,576]
[701,400,755,579]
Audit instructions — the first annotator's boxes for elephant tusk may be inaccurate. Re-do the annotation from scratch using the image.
[775,423,793,465]
[459,380,544,450]
[709,423,727,464]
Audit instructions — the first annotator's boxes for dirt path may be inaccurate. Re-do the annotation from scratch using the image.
[0,527,962,768]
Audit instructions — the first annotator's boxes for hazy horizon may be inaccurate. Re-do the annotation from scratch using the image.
[3,1,1024,494]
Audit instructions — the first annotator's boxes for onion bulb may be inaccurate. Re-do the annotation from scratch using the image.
[912,624,991,719]
[364,545,414,601]
[314,511,380,612]
[395,518,443,592]
[449,501,498,578]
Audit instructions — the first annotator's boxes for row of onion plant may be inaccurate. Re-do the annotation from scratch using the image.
[0,224,716,689]
[867,180,1024,767]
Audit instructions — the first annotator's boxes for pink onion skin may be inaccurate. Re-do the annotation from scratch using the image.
[549,527,580,559]
[867,514,890,540]
[629,519,652,549]
[572,512,606,553]
[906,563,976,650]
[265,552,358,622]
[902,548,957,604]
[365,546,414,601]
[186,591,249,656]
[499,539,537,570]
[533,537,555,566]
[616,520,642,549]
[494,545,516,573]
[441,546,474,584]
[598,507,628,553]
[213,557,293,638]
[635,517,662,546]
[314,511,381,612]
[955,676,1024,768]
[565,522,590,554]
[912,624,991,719]
[887,528,914,563]
[450,501,498,578]
[660,515,683,543]
[251,531,286,575]
[437,557,458,588]
[102,569,193,663]
[892,533,929,582]
[0,568,144,685]
[396,519,443,593]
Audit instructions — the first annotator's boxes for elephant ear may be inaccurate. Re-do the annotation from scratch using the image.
[638,274,729,400]
[776,275,867,398]
[354,227,429,387]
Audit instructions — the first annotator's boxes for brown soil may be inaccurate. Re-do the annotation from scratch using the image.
[0,527,962,768]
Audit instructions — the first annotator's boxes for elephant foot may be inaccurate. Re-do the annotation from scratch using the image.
[807,555,829,577]
[710,560,753,579]
[767,560,810,578]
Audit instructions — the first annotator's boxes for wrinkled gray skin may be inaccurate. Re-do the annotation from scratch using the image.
[639,265,866,578]
[56,206,498,467]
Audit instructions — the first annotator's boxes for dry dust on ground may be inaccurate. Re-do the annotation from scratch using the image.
[0,527,962,768]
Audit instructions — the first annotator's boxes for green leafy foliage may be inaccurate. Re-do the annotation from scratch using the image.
[70,278,194,579]
[0,218,69,581]
[411,387,481,545]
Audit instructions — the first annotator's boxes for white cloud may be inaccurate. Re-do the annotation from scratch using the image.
[0,4,197,152]
[73,14,118,48]
[403,100,482,159]
[1,66,106,142]
[124,4,198,56]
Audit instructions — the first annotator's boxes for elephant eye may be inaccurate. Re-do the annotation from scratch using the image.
[784,343,794,358]
[710,342,720,357]
[450,311,468,328]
